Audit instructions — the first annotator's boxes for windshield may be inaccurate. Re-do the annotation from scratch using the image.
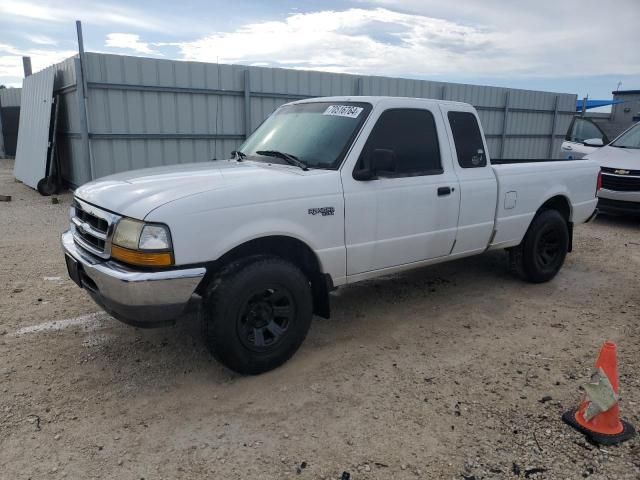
[611,123,640,149]
[239,101,372,169]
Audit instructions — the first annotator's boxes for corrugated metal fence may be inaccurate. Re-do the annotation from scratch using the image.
[13,67,56,188]
[41,53,576,187]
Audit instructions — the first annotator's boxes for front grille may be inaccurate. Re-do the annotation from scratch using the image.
[601,173,640,192]
[71,198,120,258]
[601,167,640,176]
[75,207,109,233]
[76,228,106,251]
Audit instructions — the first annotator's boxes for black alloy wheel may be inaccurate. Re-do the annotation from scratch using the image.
[202,256,313,374]
[237,286,294,352]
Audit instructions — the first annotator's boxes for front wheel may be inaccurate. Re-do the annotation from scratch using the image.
[202,256,313,374]
[509,209,569,283]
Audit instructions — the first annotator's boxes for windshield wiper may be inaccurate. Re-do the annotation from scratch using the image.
[231,150,247,161]
[256,150,309,171]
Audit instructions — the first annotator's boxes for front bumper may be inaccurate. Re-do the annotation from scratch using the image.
[62,231,206,327]
[597,198,640,216]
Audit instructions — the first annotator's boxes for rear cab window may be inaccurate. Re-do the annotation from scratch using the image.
[447,111,487,168]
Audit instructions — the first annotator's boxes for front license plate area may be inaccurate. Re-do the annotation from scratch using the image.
[65,255,82,288]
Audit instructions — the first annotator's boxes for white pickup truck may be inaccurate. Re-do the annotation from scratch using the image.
[62,96,599,374]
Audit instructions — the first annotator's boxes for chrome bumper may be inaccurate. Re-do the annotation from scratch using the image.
[61,231,206,327]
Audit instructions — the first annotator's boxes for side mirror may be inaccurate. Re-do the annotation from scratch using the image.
[471,148,485,166]
[353,149,397,181]
[583,138,604,147]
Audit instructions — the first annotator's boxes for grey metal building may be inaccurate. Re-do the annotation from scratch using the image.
[16,52,577,188]
[612,90,640,125]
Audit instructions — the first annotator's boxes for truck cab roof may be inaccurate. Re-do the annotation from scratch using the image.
[291,95,474,110]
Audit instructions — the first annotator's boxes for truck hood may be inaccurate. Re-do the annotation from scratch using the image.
[75,160,312,219]
[586,145,640,170]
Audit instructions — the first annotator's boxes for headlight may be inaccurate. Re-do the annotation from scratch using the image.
[139,225,171,250]
[111,218,173,267]
[112,218,144,250]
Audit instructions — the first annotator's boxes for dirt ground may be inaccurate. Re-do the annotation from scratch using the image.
[1,157,639,480]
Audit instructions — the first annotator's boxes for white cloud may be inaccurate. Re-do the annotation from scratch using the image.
[0,44,76,86]
[25,34,58,46]
[171,6,640,79]
[1,2,638,88]
[174,9,503,76]
[0,0,168,31]
[105,33,161,55]
[359,0,640,77]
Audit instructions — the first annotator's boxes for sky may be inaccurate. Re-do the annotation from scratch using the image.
[1,0,639,103]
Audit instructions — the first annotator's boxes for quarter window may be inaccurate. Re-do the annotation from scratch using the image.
[448,111,487,168]
[358,109,442,177]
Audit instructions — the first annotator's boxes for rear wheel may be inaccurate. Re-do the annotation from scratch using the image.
[509,209,569,283]
[202,256,313,374]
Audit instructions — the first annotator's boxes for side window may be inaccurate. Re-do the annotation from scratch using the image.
[358,109,442,177]
[567,118,605,143]
[447,111,487,168]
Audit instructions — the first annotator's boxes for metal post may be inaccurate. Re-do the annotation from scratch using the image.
[548,95,559,158]
[581,95,587,118]
[355,77,363,96]
[75,20,95,180]
[74,57,94,180]
[76,21,88,99]
[22,57,32,77]
[501,90,511,158]
[441,85,447,100]
[244,69,251,139]
[0,95,5,157]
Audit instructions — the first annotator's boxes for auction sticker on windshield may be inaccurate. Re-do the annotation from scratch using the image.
[323,105,363,118]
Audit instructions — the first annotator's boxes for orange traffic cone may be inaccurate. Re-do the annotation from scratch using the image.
[562,341,636,445]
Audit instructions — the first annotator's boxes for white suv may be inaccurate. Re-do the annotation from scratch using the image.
[586,121,640,215]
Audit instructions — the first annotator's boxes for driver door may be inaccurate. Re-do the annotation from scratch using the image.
[341,106,460,277]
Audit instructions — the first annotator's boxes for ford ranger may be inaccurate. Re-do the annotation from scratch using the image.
[62,96,600,374]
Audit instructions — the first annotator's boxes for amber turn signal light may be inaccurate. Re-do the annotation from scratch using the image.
[111,245,173,267]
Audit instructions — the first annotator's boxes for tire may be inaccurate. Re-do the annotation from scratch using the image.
[202,256,313,374]
[37,176,57,196]
[509,209,569,283]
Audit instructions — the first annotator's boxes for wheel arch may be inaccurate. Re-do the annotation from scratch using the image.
[532,194,573,252]
[200,235,333,318]
[537,194,572,223]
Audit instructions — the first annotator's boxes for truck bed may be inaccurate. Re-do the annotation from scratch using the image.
[488,158,599,250]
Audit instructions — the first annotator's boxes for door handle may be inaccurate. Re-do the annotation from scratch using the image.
[437,186,453,196]
[563,145,573,151]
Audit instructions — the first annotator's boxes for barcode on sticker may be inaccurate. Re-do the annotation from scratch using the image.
[323,105,363,118]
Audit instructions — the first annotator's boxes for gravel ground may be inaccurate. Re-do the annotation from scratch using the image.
[1,157,639,479]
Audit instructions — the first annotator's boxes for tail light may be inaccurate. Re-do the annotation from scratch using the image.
[596,171,602,196]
